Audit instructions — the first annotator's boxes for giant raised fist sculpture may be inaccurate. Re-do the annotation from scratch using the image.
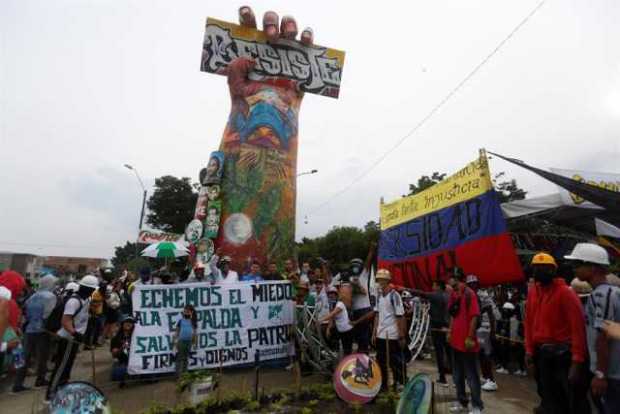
[199,6,344,271]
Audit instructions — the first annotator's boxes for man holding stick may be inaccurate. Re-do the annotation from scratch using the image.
[372,269,407,392]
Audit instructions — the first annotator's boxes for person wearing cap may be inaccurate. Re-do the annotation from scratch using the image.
[211,254,239,284]
[570,277,593,307]
[565,243,620,413]
[12,274,58,392]
[46,274,99,401]
[295,281,315,307]
[110,315,135,387]
[524,252,588,414]
[496,301,526,377]
[446,266,483,414]
[372,269,407,392]
[465,275,500,393]
[321,284,355,356]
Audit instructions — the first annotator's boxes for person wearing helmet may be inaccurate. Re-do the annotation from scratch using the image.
[566,243,620,412]
[446,266,483,414]
[524,252,588,414]
[347,242,376,354]
[372,269,407,392]
[12,274,58,392]
[185,261,210,284]
[46,274,99,401]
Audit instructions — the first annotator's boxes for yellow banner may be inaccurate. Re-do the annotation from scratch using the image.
[380,157,493,230]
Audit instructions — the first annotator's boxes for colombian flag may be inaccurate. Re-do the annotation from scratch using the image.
[378,156,523,290]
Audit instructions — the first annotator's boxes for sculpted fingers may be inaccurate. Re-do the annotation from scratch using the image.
[280,15,298,39]
[238,6,257,28]
[262,11,280,43]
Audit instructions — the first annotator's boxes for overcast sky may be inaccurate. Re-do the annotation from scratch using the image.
[1,0,619,260]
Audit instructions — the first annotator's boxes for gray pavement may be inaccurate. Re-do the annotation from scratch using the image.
[0,346,539,413]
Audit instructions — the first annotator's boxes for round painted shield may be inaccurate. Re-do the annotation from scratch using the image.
[185,219,203,244]
[50,381,111,414]
[396,373,432,414]
[333,353,382,404]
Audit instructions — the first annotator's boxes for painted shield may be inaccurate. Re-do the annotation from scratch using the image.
[185,219,204,244]
[396,373,432,414]
[333,353,382,404]
[50,381,111,414]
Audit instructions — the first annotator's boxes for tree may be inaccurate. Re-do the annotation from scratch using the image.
[405,172,446,197]
[146,176,198,234]
[111,241,138,269]
[493,172,527,203]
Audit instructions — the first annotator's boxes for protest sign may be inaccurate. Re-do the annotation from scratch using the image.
[201,18,346,98]
[138,230,183,244]
[128,281,295,375]
[379,156,523,289]
[550,168,620,209]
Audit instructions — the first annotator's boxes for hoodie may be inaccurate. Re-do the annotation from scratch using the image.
[24,274,58,334]
[0,270,26,330]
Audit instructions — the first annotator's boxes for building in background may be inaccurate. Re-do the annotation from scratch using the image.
[0,252,108,280]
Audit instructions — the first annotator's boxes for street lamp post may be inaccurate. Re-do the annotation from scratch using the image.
[297,169,318,177]
[124,164,147,258]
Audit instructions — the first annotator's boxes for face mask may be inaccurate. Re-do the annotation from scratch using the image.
[534,268,555,285]
[140,275,150,282]
[351,265,362,276]
[183,313,191,319]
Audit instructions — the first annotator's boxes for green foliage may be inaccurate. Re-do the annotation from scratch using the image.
[111,241,142,269]
[493,172,527,203]
[269,218,295,263]
[146,175,198,234]
[176,369,216,393]
[297,225,372,270]
[405,172,447,197]
[375,391,399,411]
[300,408,314,414]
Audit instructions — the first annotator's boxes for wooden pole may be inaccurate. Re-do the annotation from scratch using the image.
[90,347,96,385]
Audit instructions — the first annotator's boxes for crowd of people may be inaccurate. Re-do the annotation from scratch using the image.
[1,241,620,413]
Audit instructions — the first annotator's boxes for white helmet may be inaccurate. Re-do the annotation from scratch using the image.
[65,282,80,293]
[564,243,610,265]
[79,275,100,289]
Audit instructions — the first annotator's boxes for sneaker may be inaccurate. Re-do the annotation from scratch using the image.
[482,380,498,391]
[11,385,31,394]
[514,370,527,377]
[449,403,468,412]
[496,367,508,374]
[469,408,482,414]
[285,363,293,371]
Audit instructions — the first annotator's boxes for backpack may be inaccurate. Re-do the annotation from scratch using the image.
[45,294,83,333]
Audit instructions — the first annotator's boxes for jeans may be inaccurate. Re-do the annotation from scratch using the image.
[352,308,372,353]
[14,332,51,387]
[452,349,483,410]
[176,340,192,377]
[534,345,590,414]
[431,329,451,382]
[376,338,407,389]
[46,338,80,400]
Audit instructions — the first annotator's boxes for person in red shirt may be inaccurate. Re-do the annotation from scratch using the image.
[524,252,589,414]
[447,267,483,414]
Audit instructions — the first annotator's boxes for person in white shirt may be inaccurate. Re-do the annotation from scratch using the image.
[321,286,355,355]
[47,275,98,401]
[349,243,376,353]
[209,255,239,284]
[372,269,407,392]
